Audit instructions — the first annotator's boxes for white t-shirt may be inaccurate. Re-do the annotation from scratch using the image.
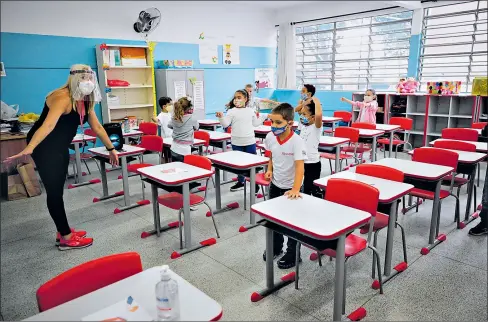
[218,107,265,146]
[156,112,173,138]
[298,122,322,164]
[265,131,308,189]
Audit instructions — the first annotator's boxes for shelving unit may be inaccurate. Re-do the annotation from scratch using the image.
[95,44,156,125]
[476,95,487,122]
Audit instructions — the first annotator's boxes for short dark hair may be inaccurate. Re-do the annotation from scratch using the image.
[271,103,294,121]
[245,84,253,88]
[303,84,316,96]
[303,100,316,116]
[227,89,249,109]
[159,96,172,107]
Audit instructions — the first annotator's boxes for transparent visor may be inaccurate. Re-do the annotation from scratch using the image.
[69,69,102,102]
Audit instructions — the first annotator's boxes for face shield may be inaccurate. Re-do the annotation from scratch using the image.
[69,69,102,102]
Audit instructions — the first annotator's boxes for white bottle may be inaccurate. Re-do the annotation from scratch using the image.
[156,265,180,321]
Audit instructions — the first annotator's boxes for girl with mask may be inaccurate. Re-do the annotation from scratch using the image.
[341,89,378,124]
[216,89,266,192]
[5,64,118,251]
[168,97,198,162]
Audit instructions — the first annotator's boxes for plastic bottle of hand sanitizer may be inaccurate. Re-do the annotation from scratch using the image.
[156,265,180,321]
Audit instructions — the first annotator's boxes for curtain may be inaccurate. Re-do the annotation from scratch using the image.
[277,22,296,89]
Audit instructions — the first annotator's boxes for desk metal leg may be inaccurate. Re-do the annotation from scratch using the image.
[333,235,346,321]
[212,167,240,216]
[335,146,341,173]
[222,141,229,182]
[421,181,446,255]
[461,167,479,228]
[388,131,394,158]
[251,227,295,302]
[67,142,101,189]
[372,136,378,162]
[240,167,260,232]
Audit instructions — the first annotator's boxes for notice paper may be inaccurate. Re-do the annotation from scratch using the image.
[199,43,218,64]
[174,81,186,100]
[81,296,152,321]
[193,81,205,110]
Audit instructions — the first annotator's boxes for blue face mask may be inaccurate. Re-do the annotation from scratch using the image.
[301,93,308,100]
[300,115,310,125]
[271,125,287,136]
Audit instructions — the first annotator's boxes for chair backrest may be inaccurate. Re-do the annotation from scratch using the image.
[412,147,459,169]
[441,128,478,142]
[226,126,232,133]
[194,130,210,147]
[472,122,488,129]
[36,252,143,312]
[334,126,360,143]
[139,122,158,135]
[389,117,413,131]
[325,178,379,217]
[352,122,376,130]
[184,155,212,170]
[264,150,271,158]
[356,164,404,182]
[140,135,163,153]
[263,120,272,126]
[334,111,352,123]
[84,129,97,137]
[433,140,476,152]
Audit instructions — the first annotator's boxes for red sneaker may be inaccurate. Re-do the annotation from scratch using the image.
[55,228,87,246]
[58,234,93,251]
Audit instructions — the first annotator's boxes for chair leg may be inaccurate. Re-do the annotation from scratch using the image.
[140,175,145,200]
[261,185,267,200]
[204,201,220,238]
[318,252,323,267]
[477,163,480,187]
[415,197,420,213]
[329,159,333,173]
[436,200,443,236]
[211,176,215,188]
[178,209,184,249]
[369,245,384,294]
[372,229,380,279]
[396,222,408,263]
[342,260,347,315]
[244,183,247,211]
[83,160,91,175]
[450,194,460,229]
[295,242,301,290]
[473,185,477,213]
[94,159,101,173]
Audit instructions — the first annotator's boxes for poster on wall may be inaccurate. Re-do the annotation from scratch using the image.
[255,68,275,89]
[199,43,218,64]
[222,42,240,65]
[174,81,186,100]
[193,81,205,110]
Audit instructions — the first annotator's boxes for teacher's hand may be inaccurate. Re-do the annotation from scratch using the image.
[108,150,119,166]
[215,112,224,118]
[4,146,34,163]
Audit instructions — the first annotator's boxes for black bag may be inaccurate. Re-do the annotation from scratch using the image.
[103,123,124,151]
[391,98,407,114]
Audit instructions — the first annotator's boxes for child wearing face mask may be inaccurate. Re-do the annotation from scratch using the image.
[295,84,320,113]
[341,89,378,124]
[152,96,173,139]
[216,89,266,192]
[168,97,199,162]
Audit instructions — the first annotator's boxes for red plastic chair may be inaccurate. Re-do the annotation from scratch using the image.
[356,164,408,279]
[194,130,211,155]
[157,155,219,252]
[410,148,462,228]
[301,178,383,305]
[139,122,158,135]
[472,122,487,129]
[245,150,271,200]
[441,128,478,142]
[351,122,376,130]
[324,111,353,134]
[36,252,143,312]
[263,120,272,126]
[377,117,413,158]
[343,123,375,161]
[320,127,360,173]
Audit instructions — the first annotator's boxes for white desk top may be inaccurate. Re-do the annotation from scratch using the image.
[358,129,385,137]
[24,267,222,322]
[88,145,145,157]
[319,136,350,147]
[207,150,269,169]
[251,194,371,240]
[163,138,206,147]
[322,116,343,123]
[376,124,401,132]
[314,171,414,204]
[122,130,144,137]
[138,162,213,186]
[373,158,454,181]
[198,119,220,126]
[429,139,488,153]
[199,130,231,142]
[408,147,486,164]
[72,134,96,143]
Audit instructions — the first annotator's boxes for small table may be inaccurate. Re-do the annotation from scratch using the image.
[138,162,215,255]
[322,116,343,134]
[373,158,454,255]
[375,124,401,158]
[207,151,269,231]
[318,136,350,173]
[24,267,223,321]
[89,145,148,214]
[68,134,99,189]
[123,129,144,144]
[358,129,385,162]
[199,130,232,181]
[250,195,371,321]
[198,119,221,131]
[314,171,414,285]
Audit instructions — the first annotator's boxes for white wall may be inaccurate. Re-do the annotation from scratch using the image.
[0,1,277,47]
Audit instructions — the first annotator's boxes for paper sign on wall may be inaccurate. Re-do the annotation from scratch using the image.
[255,68,275,89]
[223,43,240,65]
[174,81,186,100]
[199,43,218,64]
[193,81,205,110]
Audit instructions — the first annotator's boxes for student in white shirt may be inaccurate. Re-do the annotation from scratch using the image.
[152,96,173,138]
[263,103,307,269]
[216,89,265,192]
[297,99,323,197]
[245,84,279,114]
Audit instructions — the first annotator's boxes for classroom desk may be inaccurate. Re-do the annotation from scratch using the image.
[358,129,385,162]
[319,136,351,173]
[138,162,215,256]
[199,130,232,181]
[322,116,343,134]
[375,124,401,158]
[250,195,371,321]
[90,145,148,214]
[207,151,269,231]
[429,139,488,153]
[408,147,487,227]
[24,267,223,321]
[373,158,454,255]
[198,119,221,131]
[314,171,414,285]
[123,129,144,144]
[67,134,99,189]
[0,132,35,173]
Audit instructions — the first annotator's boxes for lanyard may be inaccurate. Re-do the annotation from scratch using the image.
[77,101,86,141]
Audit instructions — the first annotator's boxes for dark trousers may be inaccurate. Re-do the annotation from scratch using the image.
[480,166,487,225]
[303,161,322,197]
[231,143,257,183]
[170,151,185,162]
[32,149,71,236]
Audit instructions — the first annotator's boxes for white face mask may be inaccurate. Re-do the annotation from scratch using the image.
[79,81,95,95]
[165,104,173,113]
[364,95,374,103]
[234,99,245,108]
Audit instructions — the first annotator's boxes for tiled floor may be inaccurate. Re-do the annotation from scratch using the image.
[1,152,486,321]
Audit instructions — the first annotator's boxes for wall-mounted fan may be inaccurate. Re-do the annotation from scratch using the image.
[133,8,161,39]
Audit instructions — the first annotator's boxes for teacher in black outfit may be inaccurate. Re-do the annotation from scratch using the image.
[6,64,118,250]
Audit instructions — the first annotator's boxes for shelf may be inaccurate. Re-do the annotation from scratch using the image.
[107,66,152,69]
[410,130,424,135]
[427,132,442,137]
[108,84,153,89]
[105,44,149,48]
[406,112,425,116]
[108,104,154,110]
[480,115,487,120]
[429,114,449,117]
[449,115,472,119]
